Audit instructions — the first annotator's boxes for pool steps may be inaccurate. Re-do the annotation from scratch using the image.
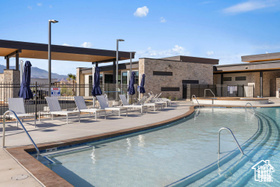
[168,110,279,186]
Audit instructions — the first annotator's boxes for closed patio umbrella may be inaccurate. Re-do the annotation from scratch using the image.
[127,71,135,95]
[139,74,145,94]
[91,67,102,96]
[19,61,33,100]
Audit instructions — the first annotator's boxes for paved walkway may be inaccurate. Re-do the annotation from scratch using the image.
[0,101,192,186]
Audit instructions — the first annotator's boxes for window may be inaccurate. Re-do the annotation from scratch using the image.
[235,76,246,81]
[121,72,127,84]
[223,77,232,81]
[153,71,173,76]
[182,80,199,84]
[161,87,180,91]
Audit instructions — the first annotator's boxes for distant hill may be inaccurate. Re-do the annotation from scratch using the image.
[0,65,67,80]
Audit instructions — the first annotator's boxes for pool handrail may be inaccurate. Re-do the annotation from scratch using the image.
[204,89,215,98]
[2,110,40,157]
[218,127,244,155]
[245,102,256,115]
[192,95,200,109]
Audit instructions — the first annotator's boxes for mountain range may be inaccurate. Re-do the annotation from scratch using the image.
[0,64,68,80]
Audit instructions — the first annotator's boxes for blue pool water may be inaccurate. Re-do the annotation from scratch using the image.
[41,107,280,186]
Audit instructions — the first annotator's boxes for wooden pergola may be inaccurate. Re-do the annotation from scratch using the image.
[0,39,135,70]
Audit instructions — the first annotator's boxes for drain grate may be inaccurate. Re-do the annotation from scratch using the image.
[11,174,29,181]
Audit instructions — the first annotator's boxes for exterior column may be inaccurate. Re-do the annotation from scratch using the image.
[15,52,19,70]
[260,71,263,98]
[6,57,10,69]
[113,61,116,83]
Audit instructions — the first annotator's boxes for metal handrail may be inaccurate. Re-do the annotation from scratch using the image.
[204,89,215,98]
[218,127,244,155]
[245,102,256,114]
[2,110,40,157]
[192,95,200,109]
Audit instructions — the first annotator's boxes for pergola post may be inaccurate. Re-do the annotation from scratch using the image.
[15,52,19,71]
[6,57,9,70]
[113,61,116,83]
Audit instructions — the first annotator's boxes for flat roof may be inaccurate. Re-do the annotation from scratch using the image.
[242,52,280,63]
[0,39,135,63]
[163,55,219,64]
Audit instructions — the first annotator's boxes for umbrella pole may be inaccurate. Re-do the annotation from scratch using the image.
[93,96,95,108]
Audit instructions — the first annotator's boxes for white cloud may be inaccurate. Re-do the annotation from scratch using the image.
[27,6,32,10]
[62,43,71,46]
[81,42,92,48]
[160,17,166,23]
[223,0,278,14]
[207,51,214,56]
[37,3,42,7]
[134,6,149,17]
[137,45,190,58]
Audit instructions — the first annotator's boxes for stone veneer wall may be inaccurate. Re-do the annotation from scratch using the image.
[139,58,214,99]
[263,71,280,97]
[0,70,20,101]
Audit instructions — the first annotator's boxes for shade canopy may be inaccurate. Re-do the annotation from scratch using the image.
[128,71,135,95]
[139,74,145,94]
[91,67,102,96]
[19,61,33,100]
[0,39,135,63]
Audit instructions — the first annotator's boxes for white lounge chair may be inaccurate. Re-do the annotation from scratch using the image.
[43,97,80,124]
[8,98,36,127]
[142,95,165,111]
[119,95,147,114]
[74,96,106,120]
[96,95,127,117]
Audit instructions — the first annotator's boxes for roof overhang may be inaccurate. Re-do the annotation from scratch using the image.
[242,52,280,63]
[0,39,135,63]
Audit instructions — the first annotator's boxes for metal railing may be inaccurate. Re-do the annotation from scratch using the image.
[192,95,200,109]
[2,110,40,157]
[204,89,216,98]
[245,102,256,115]
[218,127,244,155]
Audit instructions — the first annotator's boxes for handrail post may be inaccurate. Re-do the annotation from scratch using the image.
[218,127,244,155]
[2,110,40,157]
[204,89,216,98]
[192,95,200,109]
[245,102,255,115]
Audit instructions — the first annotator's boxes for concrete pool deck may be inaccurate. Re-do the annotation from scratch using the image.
[0,101,194,186]
[2,98,280,186]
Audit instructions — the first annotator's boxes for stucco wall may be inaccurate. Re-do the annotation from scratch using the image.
[139,58,214,99]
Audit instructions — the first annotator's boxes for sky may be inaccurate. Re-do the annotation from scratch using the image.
[1,0,280,75]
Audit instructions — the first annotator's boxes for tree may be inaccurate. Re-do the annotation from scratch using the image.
[67,73,76,96]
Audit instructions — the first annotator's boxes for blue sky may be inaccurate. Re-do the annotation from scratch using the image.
[1,0,280,75]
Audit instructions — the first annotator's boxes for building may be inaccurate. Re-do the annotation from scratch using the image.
[214,52,280,97]
[77,55,219,99]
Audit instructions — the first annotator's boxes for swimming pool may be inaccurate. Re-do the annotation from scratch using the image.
[40,107,280,186]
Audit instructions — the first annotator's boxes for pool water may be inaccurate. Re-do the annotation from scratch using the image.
[43,107,280,186]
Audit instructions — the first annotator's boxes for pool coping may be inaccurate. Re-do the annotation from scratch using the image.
[5,105,195,187]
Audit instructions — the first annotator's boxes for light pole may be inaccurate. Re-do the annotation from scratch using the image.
[48,19,58,96]
[116,39,124,100]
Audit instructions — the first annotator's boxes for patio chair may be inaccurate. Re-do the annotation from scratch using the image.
[74,96,106,120]
[152,93,171,106]
[119,95,147,114]
[96,95,127,117]
[143,95,166,110]
[43,97,80,124]
[8,98,36,127]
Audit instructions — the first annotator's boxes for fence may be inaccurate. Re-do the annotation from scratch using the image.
[0,83,139,117]
[186,84,254,100]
